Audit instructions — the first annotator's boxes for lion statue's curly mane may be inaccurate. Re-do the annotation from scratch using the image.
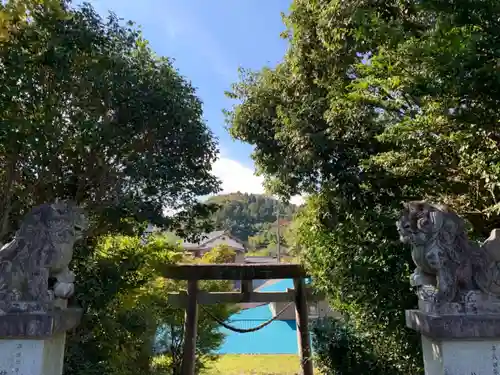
[396,201,497,302]
[0,201,87,311]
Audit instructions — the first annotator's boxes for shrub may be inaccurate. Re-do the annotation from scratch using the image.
[65,234,234,375]
[201,244,237,263]
[311,317,400,375]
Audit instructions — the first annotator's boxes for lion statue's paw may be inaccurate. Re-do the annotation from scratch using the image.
[53,282,74,299]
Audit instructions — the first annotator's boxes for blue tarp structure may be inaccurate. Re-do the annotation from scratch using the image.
[155,279,315,355]
[217,279,300,354]
[259,279,294,292]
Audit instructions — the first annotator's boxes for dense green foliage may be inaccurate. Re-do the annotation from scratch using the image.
[311,317,399,375]
[227,0,500,373]
[65,234,233,375]
[201,244,238,264]
[207,192,298,251]
[0,0,66,41]
[0,1,223,374]
[0,0,219,242]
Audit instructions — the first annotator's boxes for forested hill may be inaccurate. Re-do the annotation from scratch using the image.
[206,193,298,250]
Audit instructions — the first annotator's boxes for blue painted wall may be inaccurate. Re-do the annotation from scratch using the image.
[234,279,268,290]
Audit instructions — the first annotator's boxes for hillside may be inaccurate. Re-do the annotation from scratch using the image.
[206,193,298,253]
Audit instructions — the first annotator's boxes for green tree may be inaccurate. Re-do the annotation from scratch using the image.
[201,244,237,264]
[282,217,302,256]
[225,0,500,372]
[0,1,222,374]
[0,0,219,242]
[0,0,66,41]
[65,235,183,375]
[65,234,233,375]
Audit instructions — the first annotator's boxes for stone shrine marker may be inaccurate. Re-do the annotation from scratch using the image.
[0,201,87,375]
[399,201,500,375]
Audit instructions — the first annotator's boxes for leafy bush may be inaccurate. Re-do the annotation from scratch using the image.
[311,317,400,375]
[64,235,179,375]
[64,234,234,375]
[201,244,237,264]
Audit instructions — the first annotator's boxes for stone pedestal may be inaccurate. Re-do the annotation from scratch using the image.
[407,309,500,375]
[0,308,82,375]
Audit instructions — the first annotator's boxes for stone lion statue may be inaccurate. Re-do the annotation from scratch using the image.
[0,201,87,312]
[397,201,500,303]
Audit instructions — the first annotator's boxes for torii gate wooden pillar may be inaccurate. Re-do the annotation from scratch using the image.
[161,263,319,375]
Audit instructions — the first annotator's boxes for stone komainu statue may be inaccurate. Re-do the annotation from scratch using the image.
[0,201,87,312]
[397,201,500,303]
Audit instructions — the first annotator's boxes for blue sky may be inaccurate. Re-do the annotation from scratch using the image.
[85,0,302,202]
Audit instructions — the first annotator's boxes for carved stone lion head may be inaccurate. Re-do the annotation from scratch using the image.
[397,200,468,249]
[16,201,88,268]
[397,201,447,246]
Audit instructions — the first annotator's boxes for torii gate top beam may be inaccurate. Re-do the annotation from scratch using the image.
[159,263,308,281]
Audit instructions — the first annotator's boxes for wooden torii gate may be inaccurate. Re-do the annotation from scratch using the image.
[162,263,321,375]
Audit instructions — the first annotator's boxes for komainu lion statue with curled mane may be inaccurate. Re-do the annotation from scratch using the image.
[397,201,500,303]
[0,201,87,312]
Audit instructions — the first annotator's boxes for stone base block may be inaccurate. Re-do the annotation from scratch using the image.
[0,308,82,375]
[0,334,67,375]
[407,310,500,375]
[407,310,500,339]
[417,289,500,316]
[421,335,500,375]
[0,308,82,339]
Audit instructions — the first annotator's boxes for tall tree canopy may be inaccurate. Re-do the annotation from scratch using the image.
[0,1,223,374]
[227,0,500,372]
[0,0,66,41]
[0,0,219,241]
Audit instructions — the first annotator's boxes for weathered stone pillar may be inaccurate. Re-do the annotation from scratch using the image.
[398,201,500,375]
[407,291,500,375]
[0,201,87,375]
[0,303,82,375]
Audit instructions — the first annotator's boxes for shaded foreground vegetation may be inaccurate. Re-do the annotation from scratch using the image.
[226,0,500,373]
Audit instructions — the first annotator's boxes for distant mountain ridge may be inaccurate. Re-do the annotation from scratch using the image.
[206,192,298,253]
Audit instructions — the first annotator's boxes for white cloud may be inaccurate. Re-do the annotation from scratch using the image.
[163,156,303,217]
[212,157,264,195]
[210,157,305,206]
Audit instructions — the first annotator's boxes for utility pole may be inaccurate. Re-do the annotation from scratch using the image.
[276,200,281,263]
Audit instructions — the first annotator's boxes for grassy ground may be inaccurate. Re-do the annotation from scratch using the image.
[203,354,315,375]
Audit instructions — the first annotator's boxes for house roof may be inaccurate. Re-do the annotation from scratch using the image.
[181,230,245,252]
[182,230,224,249]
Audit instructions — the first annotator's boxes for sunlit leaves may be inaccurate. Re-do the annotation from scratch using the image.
[201,244,237,264]
[66,234,233,375]
[0,0,67,42]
